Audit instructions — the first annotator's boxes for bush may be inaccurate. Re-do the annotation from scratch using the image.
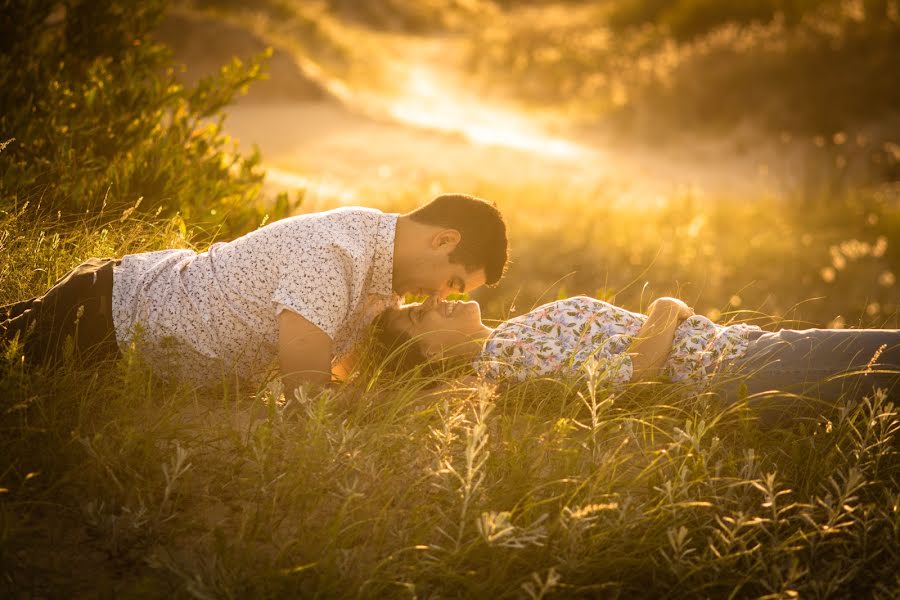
[608,0,836,39]
[0,0,273,235]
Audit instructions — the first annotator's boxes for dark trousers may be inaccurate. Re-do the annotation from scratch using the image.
[720,328,900,423]
[1,258,120,366]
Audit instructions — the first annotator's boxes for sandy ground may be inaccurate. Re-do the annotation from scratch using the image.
[222,98,804,203]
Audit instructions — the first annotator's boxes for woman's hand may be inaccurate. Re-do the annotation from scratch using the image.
[648,297,694,321]
[628,297,694,382]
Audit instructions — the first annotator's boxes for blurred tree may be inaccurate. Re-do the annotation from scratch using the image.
[608,0,840,39]
[0,0,270,231]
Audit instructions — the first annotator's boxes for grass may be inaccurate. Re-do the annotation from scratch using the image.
[1,179,899,597]
[1,2,899,595]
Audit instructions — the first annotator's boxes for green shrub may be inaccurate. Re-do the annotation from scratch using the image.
[608,0,836,39]
[0,0,274,235]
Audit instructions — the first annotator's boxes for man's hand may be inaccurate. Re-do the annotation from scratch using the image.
[278,309,333,391]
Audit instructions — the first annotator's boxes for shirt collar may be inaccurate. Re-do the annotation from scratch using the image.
[370,212,398,297]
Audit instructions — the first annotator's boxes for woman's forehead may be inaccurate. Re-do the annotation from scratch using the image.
[395,301,422,315]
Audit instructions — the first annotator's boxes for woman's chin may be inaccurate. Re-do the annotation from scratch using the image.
[459,301,485,331]
[464,300,482,321]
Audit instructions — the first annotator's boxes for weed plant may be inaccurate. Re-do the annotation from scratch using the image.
[2,1,899,597]
[2,180,899,597]
[0,0,296,237]
[2,277,898,597]
[465,0,900,144]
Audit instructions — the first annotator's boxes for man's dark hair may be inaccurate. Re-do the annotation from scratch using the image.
[405,193,509,285]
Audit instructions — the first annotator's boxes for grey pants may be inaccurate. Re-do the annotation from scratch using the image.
[719,328,900,423]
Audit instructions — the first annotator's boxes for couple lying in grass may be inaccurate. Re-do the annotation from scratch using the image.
[2,195,898,411]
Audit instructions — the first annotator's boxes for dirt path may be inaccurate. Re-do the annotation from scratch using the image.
[224,97,796,203]
[225,100,590,186]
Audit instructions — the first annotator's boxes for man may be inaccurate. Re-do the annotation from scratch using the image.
[0,194,509,390]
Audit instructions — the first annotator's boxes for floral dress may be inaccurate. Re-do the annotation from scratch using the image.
[473,296,760,387]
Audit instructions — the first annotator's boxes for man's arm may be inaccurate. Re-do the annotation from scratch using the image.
[278,309,333,391]
[628,297,694,381]
[331,353,356,382]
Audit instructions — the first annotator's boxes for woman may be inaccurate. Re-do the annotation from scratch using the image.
[374,295,900,410]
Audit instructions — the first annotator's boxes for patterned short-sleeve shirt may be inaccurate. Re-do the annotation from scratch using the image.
[473,296,759,387]
[112,207,399,386]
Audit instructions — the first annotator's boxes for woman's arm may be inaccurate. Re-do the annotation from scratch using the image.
[627,297,694,381]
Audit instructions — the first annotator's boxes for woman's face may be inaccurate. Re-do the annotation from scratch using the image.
[388,298,486,359]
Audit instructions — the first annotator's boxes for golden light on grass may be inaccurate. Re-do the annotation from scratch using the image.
[386,64,583,158]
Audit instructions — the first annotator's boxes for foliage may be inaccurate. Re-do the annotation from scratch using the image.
[1,169,899,596]
[192,0,495,33]
[607,0,837,39]
[186,0,900,141]
[0,0,282,236]
[467,0,900,140]
[2,273,899,596]
[1,1,899,597]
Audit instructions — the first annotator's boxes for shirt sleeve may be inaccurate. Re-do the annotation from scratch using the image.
[271,243,352,341]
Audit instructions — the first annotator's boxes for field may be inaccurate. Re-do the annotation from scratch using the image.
[2,1,899,597]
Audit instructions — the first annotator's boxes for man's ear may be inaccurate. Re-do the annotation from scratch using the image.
[430,229,461,252]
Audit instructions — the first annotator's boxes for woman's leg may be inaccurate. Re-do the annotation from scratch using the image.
[720,328,900,423]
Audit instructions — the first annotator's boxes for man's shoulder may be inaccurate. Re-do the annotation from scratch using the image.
[254,207,393,265]
[269,206,382,234]
[303,206,383,222]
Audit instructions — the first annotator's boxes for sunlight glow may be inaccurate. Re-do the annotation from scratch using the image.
[265,167,357,205]
[387,65,583,159]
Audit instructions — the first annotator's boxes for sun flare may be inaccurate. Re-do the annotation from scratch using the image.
[387,65,582,159]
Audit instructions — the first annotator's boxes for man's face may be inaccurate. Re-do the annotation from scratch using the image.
[395,229,487,299]
[413,259,487,300]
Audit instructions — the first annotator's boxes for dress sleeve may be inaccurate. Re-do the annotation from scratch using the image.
[271,243,352,341]
[472,325,548,383]
[575,333,634,386]
[474,353,526,383]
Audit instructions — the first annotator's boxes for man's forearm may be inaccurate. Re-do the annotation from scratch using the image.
[277,309,335,393]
